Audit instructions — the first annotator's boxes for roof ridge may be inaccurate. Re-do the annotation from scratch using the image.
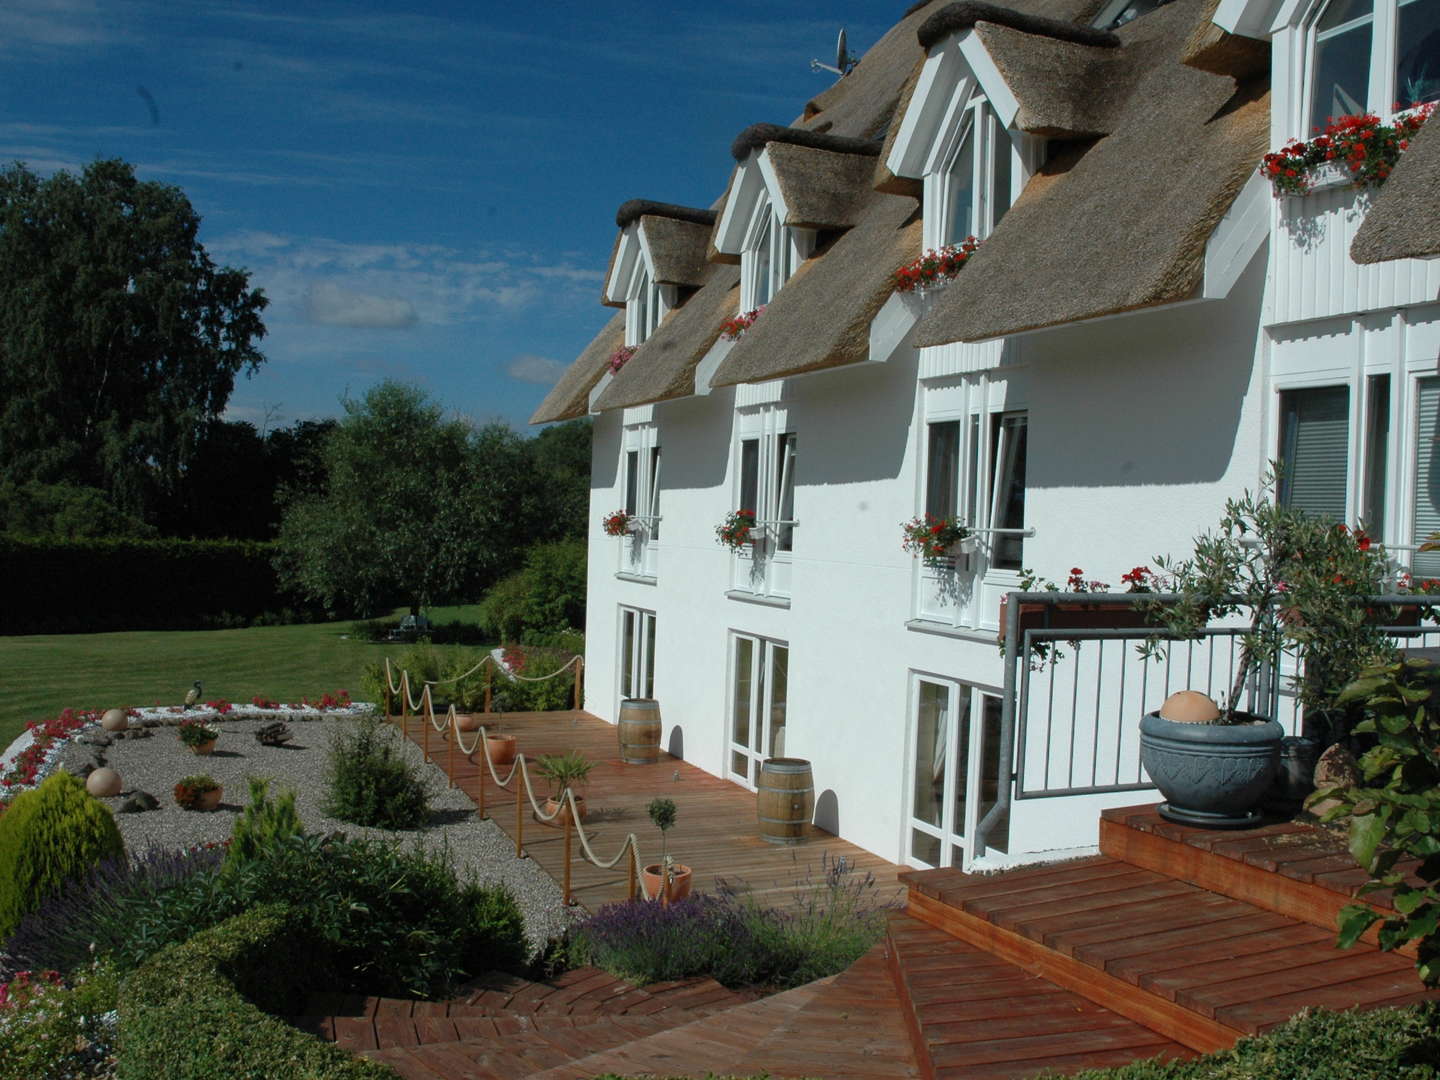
[730,123,883,163]
[614,200,718,229]
[917,1,1121,49]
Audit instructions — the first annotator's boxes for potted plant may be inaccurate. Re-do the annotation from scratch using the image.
[602,509,635,537]
[900,514,972,563]
[642,797,692,903]
[998,566,1161,665]
[535,750,593,827]
[178,718,220,755]
[482,716,517,767]
[716,509,759,551]
[1138,473,1394,827]
[174,774,223,812]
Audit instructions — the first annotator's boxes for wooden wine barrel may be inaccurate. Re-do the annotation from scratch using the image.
[757,757,814,844]
[618,698,662,765]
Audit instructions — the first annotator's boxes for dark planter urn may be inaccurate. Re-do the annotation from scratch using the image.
[1139,711,1284,828]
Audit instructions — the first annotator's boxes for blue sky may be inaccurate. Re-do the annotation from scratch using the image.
[1,0,895,430]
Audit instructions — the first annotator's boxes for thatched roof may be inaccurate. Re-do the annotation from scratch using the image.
[1350,120,1440,265]
[642,216,713,287]
[766,143,879,229]
[593,263,741,411]
[528,311,625,425]
[614,200,717,229]
[711,191,921,386]
[730,124,880,162]
[977,22,1131,136]
[1179,0,1270,79]
[915,0,1271,346]
[918,1,1120,48]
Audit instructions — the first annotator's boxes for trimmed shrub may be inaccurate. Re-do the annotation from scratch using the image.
[223,778,303,874]
[478,540,585,644]
[0,770,125,939]
[5,844,225,974]
[490,646,578,713]
[323,715,429,829]
[117,904,397,1080]
[459,882,529,975]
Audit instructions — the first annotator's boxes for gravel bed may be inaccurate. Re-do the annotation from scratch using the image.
[52,714,581,952]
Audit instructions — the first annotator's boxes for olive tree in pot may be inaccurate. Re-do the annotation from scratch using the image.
[1139,473,1394,827]
[642,797,692,903]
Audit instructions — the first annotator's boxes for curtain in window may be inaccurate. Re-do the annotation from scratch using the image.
[1278,386,1349,520]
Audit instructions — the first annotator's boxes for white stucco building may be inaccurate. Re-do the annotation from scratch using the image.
[531,0,1440,871]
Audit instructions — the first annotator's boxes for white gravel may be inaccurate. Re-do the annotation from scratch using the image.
[53,714,580,951]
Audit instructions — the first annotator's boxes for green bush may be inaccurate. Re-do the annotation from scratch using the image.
[0,770,125,938]
[459,882,529,976]
[479,570,529,642]
[224,778,304,875]
[478,540,586,645]
[0,962,120,1080]
[323,715,429,829]
[118,904,397,1080]
[490,646,578,713]
[1044,1001,1440,1079]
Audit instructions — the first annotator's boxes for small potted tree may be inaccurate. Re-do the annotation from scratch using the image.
[642,797,692,903]
[535,750,593,827]
[1138,473,1394,827]
[177,718,220,755]
[173,774,223,812]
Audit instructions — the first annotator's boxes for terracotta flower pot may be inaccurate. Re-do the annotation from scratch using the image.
[485,734,517,766]
[196,786,223,812]
[540,795,585,828]
[455,713,482,732]
[642,863,693,902]
[189,738,217,756]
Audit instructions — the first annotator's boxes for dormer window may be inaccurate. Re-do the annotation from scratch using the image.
[626,267,666,347]
[925,95,1020,251]
[1305,0,1439,130]
[740,195,811,311]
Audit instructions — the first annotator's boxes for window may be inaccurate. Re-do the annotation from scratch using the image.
[625,267,666,347]
[728,634,788,786]
[622,443,663,540]
[988,412,1028,570]
[906,675,1008,869]
[619,607,656,703]
[1305,0,1440,130]
[1278,386,1350,519]
[617,424,661,578]
[1412,377,1440,575]
[735,430,798,554]
[925,95,1019,251]
[926,421,962,523]
[740,196,812,312]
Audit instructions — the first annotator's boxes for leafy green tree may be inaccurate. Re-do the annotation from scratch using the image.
[0,159,268,522]
[519,418,591,543]
[0,480,156,539]
[275,381,527,616]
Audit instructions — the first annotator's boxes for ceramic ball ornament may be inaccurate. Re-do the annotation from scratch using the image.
[86,767,123,797]
[1158,690,1221,725]
[101,708,128,732]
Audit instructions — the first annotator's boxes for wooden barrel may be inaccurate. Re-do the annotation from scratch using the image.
[757,757,814,844]
[618,698,662,764]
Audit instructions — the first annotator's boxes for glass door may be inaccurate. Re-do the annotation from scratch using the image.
[728,634,789,787]
[906,676,1008,868]
[619,607,655,704]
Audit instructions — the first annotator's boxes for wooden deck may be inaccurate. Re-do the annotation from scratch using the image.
[395,708,904,912]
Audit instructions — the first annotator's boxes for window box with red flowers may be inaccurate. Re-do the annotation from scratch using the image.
[1260,104,1434,197]
[715,509,760,550]
[720,307,764,341]
[607,345,636,374]
[602,509,637,537]
[900,515,972,564]
[893,237,980,292]
[998,566,1166,648]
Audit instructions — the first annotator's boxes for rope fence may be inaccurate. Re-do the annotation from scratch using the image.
[382,656,669,906]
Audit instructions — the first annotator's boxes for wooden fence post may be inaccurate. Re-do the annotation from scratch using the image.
[573,657,583,710]
[446,710,454,787]
[484,666,492,714]
[422,690,431,763]
[562,800,573,906]
[515,768,525,859]
[627,846,637,902]
[476,747,487,819]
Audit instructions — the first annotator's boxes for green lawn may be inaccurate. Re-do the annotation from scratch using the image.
[0,605,492,751]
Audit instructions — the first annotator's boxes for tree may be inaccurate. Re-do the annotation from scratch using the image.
[274,381,528,617]
[519,418,592,543]
[0,159,268,522]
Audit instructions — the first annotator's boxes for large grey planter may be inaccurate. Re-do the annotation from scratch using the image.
[1139,711,1284,828]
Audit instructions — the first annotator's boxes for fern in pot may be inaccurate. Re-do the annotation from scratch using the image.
[1138,472,1394,827]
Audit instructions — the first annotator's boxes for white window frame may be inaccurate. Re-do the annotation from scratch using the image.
[913,374,1028,629]
[903,672,1006,870]
[726,631,789,789]
[921,92,1028,252]
[617,606,656,708]
[624,263,671,348]
[617,423,662,579]
[1295,0,1439,134]
[740,193,814,312]
[729,406,799,598]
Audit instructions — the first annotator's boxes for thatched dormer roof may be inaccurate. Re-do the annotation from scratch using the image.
[1350,120,1440,265]
[614,200,718,229]
[918,0,1120,48]
[914,0,1270,345]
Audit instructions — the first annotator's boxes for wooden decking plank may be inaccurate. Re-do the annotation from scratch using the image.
[1071,910,1294,969]
[999,885,1236,947]
[928,1024,1178,1069]
[1180,951,1421,1015]
[1105,921,1332,986]
[1152,943,1402,1011]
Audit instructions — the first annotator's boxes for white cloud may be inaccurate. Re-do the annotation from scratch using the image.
[305,281,418,329]
[507,354,567,385]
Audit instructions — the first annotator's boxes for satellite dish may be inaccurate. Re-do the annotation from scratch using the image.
[810,27,856,77]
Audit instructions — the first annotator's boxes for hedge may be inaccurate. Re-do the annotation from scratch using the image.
[0,537,317,634]
[117,904,397,1080]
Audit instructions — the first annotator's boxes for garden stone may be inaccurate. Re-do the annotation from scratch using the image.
[120,791,160,813]
[1310,744,1361,816]
[76,732,113,747]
